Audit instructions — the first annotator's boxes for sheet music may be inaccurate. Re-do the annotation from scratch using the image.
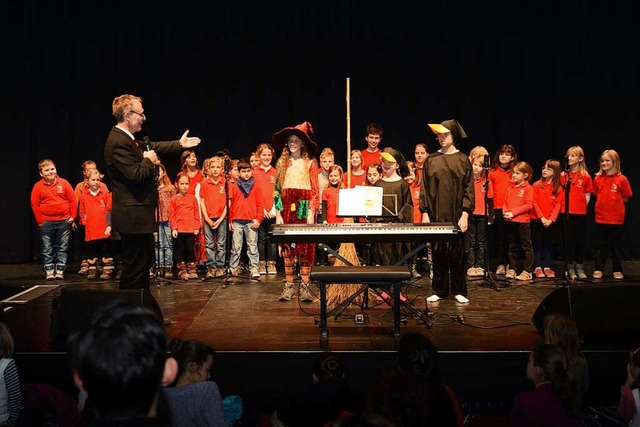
[337,186,383,217]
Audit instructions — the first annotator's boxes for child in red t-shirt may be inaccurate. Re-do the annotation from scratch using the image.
[531,160,564,278]
[489,144,518,275]
[561,146,593,279]
[347,149,367,188]
[253,144,279,275]
[466,148,494,278]
[170,174,201,280]
[199,156,228,279]
[79,169,114,279]
[502,161,534,281]
[592,149,633,279]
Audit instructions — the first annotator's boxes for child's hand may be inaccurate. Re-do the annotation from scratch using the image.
[172,230,178,238]
[503,211,513,220]
[194,229,199,235]
[105,226,111,236]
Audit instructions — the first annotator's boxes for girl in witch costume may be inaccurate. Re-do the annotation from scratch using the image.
[420,120,474,304]
[273,122,320,302]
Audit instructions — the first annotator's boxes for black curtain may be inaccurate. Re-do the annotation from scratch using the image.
[2,0,638,262]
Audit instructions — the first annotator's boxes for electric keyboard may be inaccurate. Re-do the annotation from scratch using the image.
[269,222,459,243]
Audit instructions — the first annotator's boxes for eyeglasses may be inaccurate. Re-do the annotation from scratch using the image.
[129,110,146,119]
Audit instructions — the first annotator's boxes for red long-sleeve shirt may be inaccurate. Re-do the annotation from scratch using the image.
[228,180,264,223]
[503,181,533,223]
[321,186,343,223]
[30,177,76,225]
[489,167,512,210]
[79,187,112,241]
[169,194,200,233]
[531,181,564,222]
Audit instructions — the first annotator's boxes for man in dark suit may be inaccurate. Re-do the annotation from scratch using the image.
[104,94,201,289]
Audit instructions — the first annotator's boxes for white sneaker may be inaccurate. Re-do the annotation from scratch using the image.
[426,294,441,303]
[454,294,469,303]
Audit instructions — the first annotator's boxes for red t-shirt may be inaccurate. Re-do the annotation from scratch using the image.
[198,177,227,219]
[347,171,367,188]
[593,173,632,224]
[361,148,382,170]
[560,170,593,215]
[176,169,204,196]
[79,187,112,241]
[473,176,494,216]
[253,166,277,213]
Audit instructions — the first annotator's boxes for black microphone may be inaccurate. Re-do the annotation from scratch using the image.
[224,158,230,174]
[142,136,151,152]
[563,155,569,172]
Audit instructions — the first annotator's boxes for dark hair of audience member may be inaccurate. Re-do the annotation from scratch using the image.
[68,303,169,419]
[0,322,15,358]
[167,338,215,385]
[532,343,580,418]
[332,411,395,427]
[396,333,457,425]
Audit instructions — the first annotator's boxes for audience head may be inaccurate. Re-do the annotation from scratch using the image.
[543,313,583,359]
[367,370,431,427]
[69,303,177,419]
[311,352,345,385]
[333,412,395,427]
[397,333,440,382]
[0,322,15,358]
[629,346,640,383]
[168,338,215,386]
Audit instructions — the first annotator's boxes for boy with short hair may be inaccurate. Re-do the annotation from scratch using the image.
[361,122,384,170]
[228,159,264,279]
[30,159,77,279]
[199,156,228,279]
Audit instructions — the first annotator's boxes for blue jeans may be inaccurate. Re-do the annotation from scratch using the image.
[154,221,174,267]
[229,220,258,271]
[40,220,71,271]
[204,219,227,268]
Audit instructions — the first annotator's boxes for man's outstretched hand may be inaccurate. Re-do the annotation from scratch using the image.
[179,130,201,148]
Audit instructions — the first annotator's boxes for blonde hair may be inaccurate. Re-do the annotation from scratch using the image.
[566,146,589,176]
[596,149,622,175]
[513,161,533,183]
[325,165,346,190]
[405,160,421,186]
[38,158,55,171]
[469,146,489,165]
[111,94,142,123]
[319,147,335,160]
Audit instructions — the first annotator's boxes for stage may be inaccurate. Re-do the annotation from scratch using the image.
[2,260,638,425]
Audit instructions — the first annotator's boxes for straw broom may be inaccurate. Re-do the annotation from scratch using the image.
[326,77,364,309]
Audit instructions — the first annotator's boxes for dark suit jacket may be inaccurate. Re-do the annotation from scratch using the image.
[104,126,182,234]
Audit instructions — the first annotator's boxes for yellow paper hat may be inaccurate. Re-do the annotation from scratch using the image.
[428,123,451,134]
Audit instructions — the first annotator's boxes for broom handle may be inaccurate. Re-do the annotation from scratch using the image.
[346,77,351,187]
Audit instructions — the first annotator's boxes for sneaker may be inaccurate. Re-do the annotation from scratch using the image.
[214,268,226,278]
[466,267,477,277]
[78,261,89,275]
[251,270,261,279]
[279,283,295,301]
[205,268,216,279]
[164,268,174,279]
[45,270,55,280]
[505,269,516,279]
[267,260,277,274]
[575,264,587,279]
[258,261,267,275]
[54,270,64,280]
[613,272,624,279]
[475,267,485,276]
[515,271,532,281]
[534,267,545,278]
[411,264,422,279]
[593,270,603,279]
[454,294,469,303]
[567,265,577,280]
[542,268,556,278]
[300,283,313,302]
[426,294,441,303]
[496,264,506,275]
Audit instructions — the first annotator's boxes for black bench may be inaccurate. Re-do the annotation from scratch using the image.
[310,265,412,342]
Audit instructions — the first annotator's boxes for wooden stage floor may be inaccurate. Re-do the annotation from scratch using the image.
[2,259,639,354]
[2,260,639,422]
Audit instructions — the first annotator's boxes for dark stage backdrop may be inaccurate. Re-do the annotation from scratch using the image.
[2,1,638,263]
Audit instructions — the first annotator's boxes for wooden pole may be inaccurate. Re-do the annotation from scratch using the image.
[346,77,351,187]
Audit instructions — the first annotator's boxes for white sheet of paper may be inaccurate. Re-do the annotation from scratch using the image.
[337,186,383,217]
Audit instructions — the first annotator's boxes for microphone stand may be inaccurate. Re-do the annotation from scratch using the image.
[479,155,510,291]
[145,136,170,286]
[561,157,575,319]
[219,159,234,288]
